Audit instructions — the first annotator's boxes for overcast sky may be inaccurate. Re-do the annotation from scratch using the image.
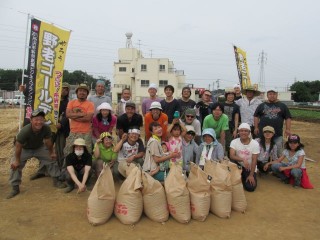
[1,0,319,91]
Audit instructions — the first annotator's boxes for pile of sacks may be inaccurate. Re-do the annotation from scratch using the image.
[86,160,247,226]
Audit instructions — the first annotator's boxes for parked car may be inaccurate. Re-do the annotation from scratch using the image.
[5,95,25,105]
[0,97,4,103]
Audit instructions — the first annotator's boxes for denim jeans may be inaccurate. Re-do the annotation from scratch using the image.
[271,163,302,186]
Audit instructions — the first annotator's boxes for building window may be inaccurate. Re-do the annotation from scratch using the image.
[159,65,165,72]
[159,80,168,87]
[141,64,147,72]
[141,80,149,87]
[119,67,126,72]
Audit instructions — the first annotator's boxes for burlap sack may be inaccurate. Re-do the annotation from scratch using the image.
[187,162,211,221]
[164,164,191,223]
[224,161,247,213]
[141,172,169,223]
[114,166,143,225]
[204,160,232,218]
[87,163,115,226]
[118,161,136,177]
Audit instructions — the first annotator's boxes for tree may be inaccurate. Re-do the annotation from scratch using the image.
[290,80,320,102]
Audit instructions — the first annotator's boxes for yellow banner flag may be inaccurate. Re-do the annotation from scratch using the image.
[233,46,252,89]
[26,18,71,132]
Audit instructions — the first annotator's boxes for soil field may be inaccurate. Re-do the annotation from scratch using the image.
[0,108,319,240]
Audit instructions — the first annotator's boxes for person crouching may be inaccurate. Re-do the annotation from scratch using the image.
[65,138,92,193]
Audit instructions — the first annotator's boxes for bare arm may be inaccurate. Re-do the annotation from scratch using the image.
[284,118,291,138]
[67,166,82,187]
[153,152,178,163]
[254,116,260,136]
[81,165,91,186]
[113,134,127,153]
[233,113,239,138]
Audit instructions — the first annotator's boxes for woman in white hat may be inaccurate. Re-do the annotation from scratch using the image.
[92,102,117,142]
[65,138,92,193]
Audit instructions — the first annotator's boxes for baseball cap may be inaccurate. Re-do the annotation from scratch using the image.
[267,88,278,93]
[125,101,136,109]
[263,126,275,133]
[31,109,45,118]
[288,134,300,143]
[185,125,196,134]
[148,83,158,91]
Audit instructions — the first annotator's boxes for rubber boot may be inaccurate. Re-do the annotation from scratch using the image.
[30,172,45,181]
[7,185,20,199]
[53,177,67,188]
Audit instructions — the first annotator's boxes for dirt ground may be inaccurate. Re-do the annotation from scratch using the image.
[0,108,319,240]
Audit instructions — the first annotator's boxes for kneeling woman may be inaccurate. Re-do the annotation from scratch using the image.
[65,138,92,193]
[143,122,179,181]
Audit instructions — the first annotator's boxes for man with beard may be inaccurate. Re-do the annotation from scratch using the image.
[254,88,292,157]
[88,80,111,116]
[144,101,168,142]
[64,84,94,156]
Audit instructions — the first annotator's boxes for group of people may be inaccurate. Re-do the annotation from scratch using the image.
[7,81,313,199]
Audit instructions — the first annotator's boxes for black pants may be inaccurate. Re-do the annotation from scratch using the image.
[257,161,271,174]
[241,168,257,192]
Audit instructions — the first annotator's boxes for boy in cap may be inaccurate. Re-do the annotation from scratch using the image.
[7,109,66,199]
[141,83,161,116]
[182,125,199,175]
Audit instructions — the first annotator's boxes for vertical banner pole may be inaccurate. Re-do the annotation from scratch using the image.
[19,13,30,131]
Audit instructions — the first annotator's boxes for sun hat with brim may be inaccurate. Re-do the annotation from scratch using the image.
[97,102,112,112]
[75,83,90,94]
[149,101,162,111]
[62,82,70,90]
[125,101,136,109]
[73,138,86,146]
[202,128,218,145]
[263,126,275,134]
[31,109,45,118]
[241,86,261,96]
[99,132,113,140]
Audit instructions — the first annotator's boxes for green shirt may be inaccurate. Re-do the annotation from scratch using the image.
[202,114,229,139]
[16,124,51,149]
[93,143,117,163]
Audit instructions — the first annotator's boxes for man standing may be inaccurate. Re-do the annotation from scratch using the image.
[144,101,168,142]
[64,84,94,156]
[178,86,196,117]
[88,80,111,116]
[116,88,132,116]
[230,123,260,192]
[195,89,213,129]
[7,109,65,199]
[141,83,161,116]
[160,85,180,124]
[254,88,292,156]
[236,86,262,137]
[116,101,143,139]
[202,102,229,150]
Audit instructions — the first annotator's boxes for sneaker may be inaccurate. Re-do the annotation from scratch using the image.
[30,173,45,181]
[6,185,20,199]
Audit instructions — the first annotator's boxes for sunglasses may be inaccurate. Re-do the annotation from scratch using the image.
[186,131,195,136]
[186,115,195,119]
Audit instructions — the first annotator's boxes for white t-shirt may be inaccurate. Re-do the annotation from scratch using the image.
[230,138,260,166]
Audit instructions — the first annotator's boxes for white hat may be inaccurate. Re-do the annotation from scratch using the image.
[267,88,278,93]
[185,125,195,133]
[238,123,251,131]
[149,101,162,110]
[148,83,158,91]
[97,102,112,112]
[233,84,241,89]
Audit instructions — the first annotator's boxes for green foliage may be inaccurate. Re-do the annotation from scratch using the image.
[290,108,320,120]
[290,80,320,102]
[0,69,110,92]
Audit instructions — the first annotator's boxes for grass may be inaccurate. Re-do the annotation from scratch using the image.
[290,108,320,122]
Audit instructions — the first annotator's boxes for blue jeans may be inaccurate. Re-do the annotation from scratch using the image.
[273,136,284,158]
[271,163,302,185]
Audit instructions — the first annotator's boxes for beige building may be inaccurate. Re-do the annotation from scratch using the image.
[112,33,186,104]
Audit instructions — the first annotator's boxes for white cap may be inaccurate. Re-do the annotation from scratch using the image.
[148,83,158,91]
[97,102,112,112]
[233,84,241,89]
[149,101,162,110]
[238,123,251,131]
[185,125,195,133]
[267,88,278,93]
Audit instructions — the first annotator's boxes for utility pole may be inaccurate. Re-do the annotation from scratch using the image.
[150,49,153,58]
[258,50,267,91]
[216,79,220,90]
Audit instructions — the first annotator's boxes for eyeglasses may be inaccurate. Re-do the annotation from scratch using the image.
[186,132,195,136]
[186,115,194,119]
